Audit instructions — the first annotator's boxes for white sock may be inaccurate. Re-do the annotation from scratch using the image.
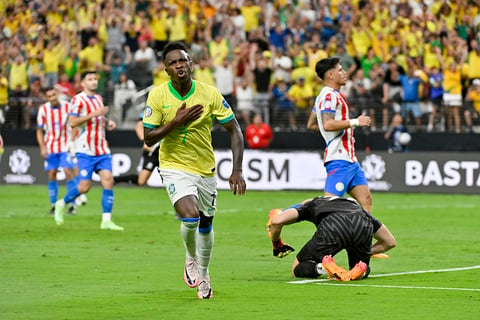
[181,220,199,259]
[316,263,327,276]
[197,230,214,278]
[102,213,112,222]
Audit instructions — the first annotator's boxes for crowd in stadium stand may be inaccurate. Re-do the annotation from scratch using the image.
[1,0,480,134]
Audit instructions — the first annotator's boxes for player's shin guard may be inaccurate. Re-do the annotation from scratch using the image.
[198,213,214,278]
[102,189,114,213]
[180,218,200,259]
[293,260,321,278]
[48,180,58,205]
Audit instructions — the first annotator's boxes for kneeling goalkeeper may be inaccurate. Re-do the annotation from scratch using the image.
[267,196,396,281]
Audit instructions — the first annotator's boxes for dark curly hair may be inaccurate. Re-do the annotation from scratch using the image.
[162,42,189,62]
[315,57,340,80]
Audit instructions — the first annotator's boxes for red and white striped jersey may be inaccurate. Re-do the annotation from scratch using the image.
[70,92,110,156]
[37,101,71,155]
[314,86,357,163]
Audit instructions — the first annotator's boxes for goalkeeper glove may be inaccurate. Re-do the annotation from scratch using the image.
[272,238,295,258]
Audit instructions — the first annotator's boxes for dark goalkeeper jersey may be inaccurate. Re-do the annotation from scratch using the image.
[297,196,382,233]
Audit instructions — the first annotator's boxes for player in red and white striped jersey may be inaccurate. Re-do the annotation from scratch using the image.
[313,57,373,212]
[54,70,123,231]
[36,87,77,215]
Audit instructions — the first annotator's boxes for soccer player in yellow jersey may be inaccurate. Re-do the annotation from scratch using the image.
[143,42,246,300]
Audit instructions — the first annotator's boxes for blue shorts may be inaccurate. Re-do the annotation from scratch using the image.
[401,101,421,118]
[76,153,112,180]
[44,152,74,171]
[324,160,368,196]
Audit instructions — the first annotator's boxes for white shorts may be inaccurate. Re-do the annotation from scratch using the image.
[443,93,462,107]
[159,169,217,217]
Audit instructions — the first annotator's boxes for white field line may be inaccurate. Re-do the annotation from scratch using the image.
[288,265,480,292]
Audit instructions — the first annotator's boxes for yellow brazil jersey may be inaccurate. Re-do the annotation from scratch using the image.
[0,76,8,105]
[193,67,215,86]
[143,80,235,177]
[288,83,314,109]
[443,69,462,95]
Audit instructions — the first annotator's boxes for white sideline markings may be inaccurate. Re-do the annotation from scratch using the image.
[288,265,480,292]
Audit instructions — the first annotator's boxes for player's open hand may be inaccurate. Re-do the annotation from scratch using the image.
[229,170,246,196]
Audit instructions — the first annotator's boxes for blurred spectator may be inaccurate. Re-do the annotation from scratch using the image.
[133,40,156,90]
[63,49,79,82]
[272,48,292,84]
[245,113,273,149]
[384,113,410,153]
[235,75,256,127]
[443,61,463,133]
[166,5,187,43]
[349,68,372,120]
[79,36,104,70]
[287,77,314,130]
[360,47,382,78]
[55,73,75,101]
[42,37,65,88]
[464,79,480,132]
[152,59,170,86]
[250,46,273,125]
[24,79,43,129]
[214,57,236,112]
[149,2,169,54]
[240,0,262,39]
[114,73,136,123]
[105,46,132,86]
[426,66,444,132]
[399,66,424,131]
[25,35,44,86]
[382,59,404,116]
[271,76,295,130]
[0,68,8,126]
[369,63,387,131]
[193,57,215,86]
[105,16,126,54]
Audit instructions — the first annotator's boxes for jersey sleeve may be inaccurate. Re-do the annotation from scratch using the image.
[143,87,163,129]
[320,91,338,113]
[212,88,235,124]
[69,96,82,116]
[36,105,46,129]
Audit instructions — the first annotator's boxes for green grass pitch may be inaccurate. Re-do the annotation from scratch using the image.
[0,185,479,319]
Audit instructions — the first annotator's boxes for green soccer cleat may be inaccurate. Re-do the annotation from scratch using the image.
[100,221,124,231]
[54,200,66,226]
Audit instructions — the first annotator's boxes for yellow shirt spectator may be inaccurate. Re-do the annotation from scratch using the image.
[79,43,104,69]
[208,38,230,67]
[193,64,215,87]
[43,43,64,73]
[167,11,187,42]
[288,80,314,109]
[467,50,480,80]
[291,65,317,88]
[150,9,169,42]
[351,26,371,57]
[443,67,462,95]
[241,1,262,33]
[0,76,8,105]
[9,60,29,91]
